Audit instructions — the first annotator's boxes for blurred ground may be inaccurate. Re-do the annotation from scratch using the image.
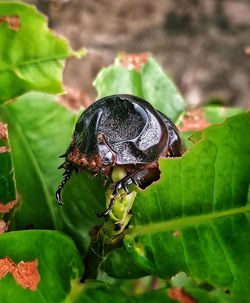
[25,0,250,108]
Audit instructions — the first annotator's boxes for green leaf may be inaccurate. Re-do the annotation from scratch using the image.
[178,105,246,149]
[57,172,106,254]
[0,230,84,303]
[169,272,236,303]
[203,105,245,124]
[124,113,250,297]
[72,281,134,303]
[185,288,236,303]
[140,58,185,121]
[0,123,16,208]
[93,56,185,121]
[94,65,144,99]
[168,287,235,303]
[101,247,147,279]
[0,92,106,254]
[0,2,83,103]
[0,92,77,229]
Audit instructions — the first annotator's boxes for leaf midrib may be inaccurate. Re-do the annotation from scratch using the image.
[127,204,250,237]
[0,54,69,72]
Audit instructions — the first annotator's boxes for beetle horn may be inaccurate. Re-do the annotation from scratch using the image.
[56,169,73,205]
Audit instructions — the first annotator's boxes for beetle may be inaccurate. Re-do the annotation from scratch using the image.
[56,94,184,216]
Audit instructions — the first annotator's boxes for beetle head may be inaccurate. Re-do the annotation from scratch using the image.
[65,132,116,176]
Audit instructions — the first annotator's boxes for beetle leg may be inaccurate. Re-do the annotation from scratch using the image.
[98,167,160,217]
[132,167,161,189]
[130,169,148,187]
[108,177,131,195]
[97,181,124,217]
[56,169,73,205]
[97,172,142,217]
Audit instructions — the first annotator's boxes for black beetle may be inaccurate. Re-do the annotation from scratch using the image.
[56,94,184,216]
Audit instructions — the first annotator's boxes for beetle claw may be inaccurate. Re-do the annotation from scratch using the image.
[97,197,116,217]
[132,178,140,187]
[114,182,122,195]
[120,178,132,194]
[122,183,130,194]
[56,187,64,205]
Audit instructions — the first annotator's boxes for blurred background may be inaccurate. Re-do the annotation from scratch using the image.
[24,0,250,108]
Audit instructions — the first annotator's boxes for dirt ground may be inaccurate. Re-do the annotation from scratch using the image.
[25,0,250,108]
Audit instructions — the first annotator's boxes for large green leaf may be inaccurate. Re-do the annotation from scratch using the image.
[123,113,250,297]
[93,56,185,121]
[0,92,106,254]
[0,2,83,103]
[0,230,84,303]
[0,231,146,303]
[0,92,77,229]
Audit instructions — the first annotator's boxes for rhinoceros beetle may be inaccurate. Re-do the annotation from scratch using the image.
[56,94,184,216]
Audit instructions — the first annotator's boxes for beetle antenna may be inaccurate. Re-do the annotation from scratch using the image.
[56,169,73,205]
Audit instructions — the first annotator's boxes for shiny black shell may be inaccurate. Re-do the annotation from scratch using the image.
[68,94,182,166]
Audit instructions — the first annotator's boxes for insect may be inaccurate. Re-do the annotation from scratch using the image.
[56,94,184,216]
